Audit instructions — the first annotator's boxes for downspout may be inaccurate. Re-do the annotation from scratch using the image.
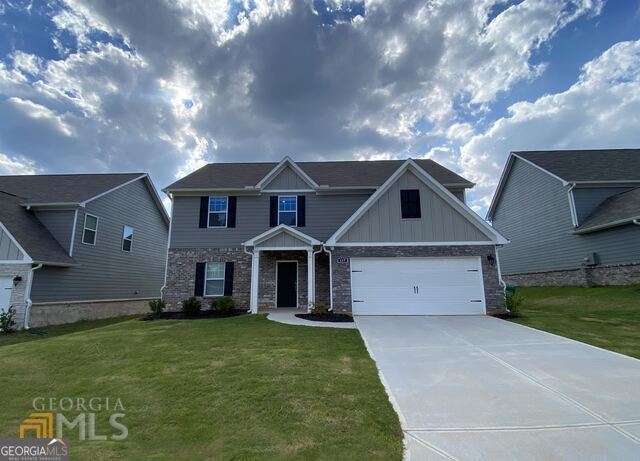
[323,246,334,311]
[567,183,578,227]
[160,192,174,299]
[494,246,507,294]
[23,263,43,330]
[634,219,640,226]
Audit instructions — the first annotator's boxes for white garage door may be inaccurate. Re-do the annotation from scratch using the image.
[350,257,486,315]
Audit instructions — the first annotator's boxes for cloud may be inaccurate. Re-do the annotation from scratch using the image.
[461,39,640,211]
[0,152,38,175]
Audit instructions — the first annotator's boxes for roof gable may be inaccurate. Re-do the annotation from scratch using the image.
[327,160,507,245]
[243,224,321,248]
[257,157,318,190]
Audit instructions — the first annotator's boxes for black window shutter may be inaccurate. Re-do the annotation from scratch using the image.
[297,195,306,227]
[194,262,206,296]
[199,197,209,228]
[224,262,234,297]
[401,190,421,219]
[269,196,278,227]
[227,196,237,228]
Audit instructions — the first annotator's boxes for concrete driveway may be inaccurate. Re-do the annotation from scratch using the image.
[355,316,640,460]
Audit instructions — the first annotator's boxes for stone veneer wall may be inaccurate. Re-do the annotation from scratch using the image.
[29,299,151,327]
[0,263,31,329]
[330,245,505,314]
[504,262,640,287]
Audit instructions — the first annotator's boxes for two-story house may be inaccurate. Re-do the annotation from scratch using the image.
[163,157,507,315]
[0,173,169,328]
[488,149,640,286]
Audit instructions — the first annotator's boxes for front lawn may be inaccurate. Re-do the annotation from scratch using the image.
[511,285,640,359]
[0,315,402,460]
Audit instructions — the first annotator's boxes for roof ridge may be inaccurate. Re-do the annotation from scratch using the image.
[0,172,145,178]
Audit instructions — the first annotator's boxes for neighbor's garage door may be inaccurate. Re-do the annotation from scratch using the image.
[350,257,486,315]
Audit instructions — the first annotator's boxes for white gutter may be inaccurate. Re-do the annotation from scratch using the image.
[323,246,334,311]
[23,263,43,330]
[634,219,640,226]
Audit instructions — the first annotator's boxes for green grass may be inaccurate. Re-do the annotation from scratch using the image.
[0,315,402,460]
[511,285,640,359]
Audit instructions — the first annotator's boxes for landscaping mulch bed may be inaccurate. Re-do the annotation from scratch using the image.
[142,309,248,321]
[295,313,354,323]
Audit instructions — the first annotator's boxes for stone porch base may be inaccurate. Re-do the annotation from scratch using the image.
[504,262,640,287]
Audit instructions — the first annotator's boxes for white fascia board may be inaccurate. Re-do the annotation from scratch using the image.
[511,154,569,185]
[326,159,508,246]
[81,174,147,205]
[0,221,33,263]
[573,216,640,234]
[486,153,516,221]
[256,156,319,190]
[329,241,498,247]
[243,224,322,247]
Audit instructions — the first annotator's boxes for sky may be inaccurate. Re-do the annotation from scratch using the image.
[0,0,639,214]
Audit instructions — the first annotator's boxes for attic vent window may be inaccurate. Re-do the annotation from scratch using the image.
[400,189,421,219]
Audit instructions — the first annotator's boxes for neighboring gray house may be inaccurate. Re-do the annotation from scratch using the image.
[487,149,640,286]
[0,173,169,328]
[163,157,507,316]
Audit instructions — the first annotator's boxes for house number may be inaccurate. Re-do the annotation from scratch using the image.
[337,257,349,264]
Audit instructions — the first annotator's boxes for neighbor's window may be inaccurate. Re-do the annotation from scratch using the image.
[82,214,99,245]
[205,262,225,296]
[122,225,134,252]
[208,196,228,227]
[400,189,421,219]
[278,196,297,226]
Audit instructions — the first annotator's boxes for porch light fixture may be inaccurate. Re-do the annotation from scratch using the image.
[13,275,22,286]
[487,254,495,267]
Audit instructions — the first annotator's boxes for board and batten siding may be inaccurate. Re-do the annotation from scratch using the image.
[31,179,168,303]
[256,232,306,248]
[338,170,491,243]
[492,158,640,274]
[34,210,75,253]
[572,187,633,225]
[262,165,312,190]
[170,193,370,247]
[0,225,24,260]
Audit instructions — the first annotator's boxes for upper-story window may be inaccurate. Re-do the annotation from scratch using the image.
[82,214,99,245]
[208,196,228,227]
[400,189,421,219]
[122,225,134,252]
[278,196,297,226]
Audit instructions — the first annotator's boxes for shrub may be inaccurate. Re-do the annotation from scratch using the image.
[310,302,328,316]
[211,297,235,313]
[0,306,17,334]
[505,291,524,314]
[149,299,166,316]
[181,297,202,317]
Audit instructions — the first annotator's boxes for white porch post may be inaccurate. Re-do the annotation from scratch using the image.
[250,249,260,313]
[307,248,315,311]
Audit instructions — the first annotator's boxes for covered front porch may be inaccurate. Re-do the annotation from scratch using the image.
[243,225,330,313]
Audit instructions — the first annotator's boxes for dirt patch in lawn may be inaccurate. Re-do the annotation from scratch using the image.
[295,313,354,323]
[142,309,248,321]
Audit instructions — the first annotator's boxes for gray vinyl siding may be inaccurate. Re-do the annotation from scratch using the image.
[0,225,24,260]
[34,210,75,253]
[450,188,466,203]
[262,166,312,190]
[573,187,633,224]
[31,179,168,302]
[339,170,491,243]
[492,158,640,274]
[170,193,370,247]
[256,232,307,248]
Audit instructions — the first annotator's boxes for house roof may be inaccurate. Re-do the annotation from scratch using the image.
[515,149,640,183]
[164,159,474,191]
[0,192,76,266]
[574,187,640,234]
[0,173,145,204]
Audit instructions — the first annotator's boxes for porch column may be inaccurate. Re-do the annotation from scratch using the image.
[250,249,260,313]
[307,248,315,311]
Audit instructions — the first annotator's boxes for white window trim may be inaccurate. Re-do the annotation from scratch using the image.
[278,195,297,227]
[207,196,229,228]
[204,262,226,297]
[122,225,134,252]
[82,213,99,246]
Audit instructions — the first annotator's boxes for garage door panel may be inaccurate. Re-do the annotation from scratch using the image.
[350,257,486,315]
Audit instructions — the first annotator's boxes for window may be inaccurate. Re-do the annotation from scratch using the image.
[278,196,297,226]
[400,189,421,219]
[122,225,134,252]
[205,262,225,296]
[82,214,98,245]
[208,196,228,227]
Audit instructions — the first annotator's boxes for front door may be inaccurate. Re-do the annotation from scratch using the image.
[0,277,13,313]
[276,261,297,308]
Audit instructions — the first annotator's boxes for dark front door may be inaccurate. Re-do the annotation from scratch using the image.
[277,262,297,308]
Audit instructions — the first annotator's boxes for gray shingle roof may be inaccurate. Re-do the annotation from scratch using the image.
[165,159,474,191]
[575,187,640,233]
[515,149,640,183]
[0,173,144,204]
[0,192,76,265]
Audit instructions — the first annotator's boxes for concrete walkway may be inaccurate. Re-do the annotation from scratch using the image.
[266,310,356,329]
[355,316,640,461]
